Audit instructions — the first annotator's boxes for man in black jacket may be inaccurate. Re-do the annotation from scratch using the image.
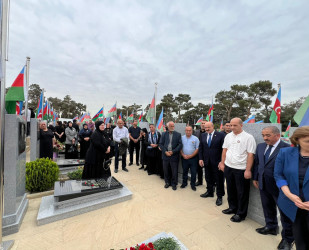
[159,121,182,190]
[194,120,206,186]
[199,122,225,206]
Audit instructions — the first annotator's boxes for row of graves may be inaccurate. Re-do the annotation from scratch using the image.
[2,115,296,242]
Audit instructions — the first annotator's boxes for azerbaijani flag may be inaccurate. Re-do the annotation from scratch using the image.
[16,101,23,115]
[195,116,203,125]
[127,112,134,121]
[293,95,309,127]
[43,101,49,120]
[37,91,44,119]
[244,115,255,123]
[107,103,117,118]
[270,86,281,123]
[256,120,264,124]
[219,119,223,131]
[156,108,164,132]
[5,66,25,114]
[79,113,87,122]
[92,107,104,121]
[284,121,291,137]
[118,112,122,120]
[137,111,143,126]
[206,103,214,122]
[146,94,155,123]
[72,115,79,121]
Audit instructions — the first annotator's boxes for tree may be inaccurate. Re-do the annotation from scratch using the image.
[156,94,177,122]
[182,102,209,125]
[281,97,306,129]
[28,84,42,110]
[174,94,193,119]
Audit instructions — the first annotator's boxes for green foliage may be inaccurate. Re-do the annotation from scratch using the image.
[67,167,83,180]
[153,237,180,250]
[26,158,59,192]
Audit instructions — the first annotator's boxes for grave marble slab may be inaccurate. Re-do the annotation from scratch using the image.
[37,182,132,226]
[57,159,85,168]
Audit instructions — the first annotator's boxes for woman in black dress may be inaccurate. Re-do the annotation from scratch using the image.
[139,128,148,170]
[82,121,111,179]
[79,123,92,159]
[39,121,54,159]
[54,121,65,143]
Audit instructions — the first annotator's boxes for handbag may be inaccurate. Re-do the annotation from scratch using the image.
[68,145,77,154]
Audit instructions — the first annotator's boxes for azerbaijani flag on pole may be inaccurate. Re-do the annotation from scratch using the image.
[219,119,223,131]
[43,100,49,120]
[244,115,255,123]
[195,116,203,125]
[72,115,79,121]
[118,112,122,120]
[284,120,291,137]
[146,94,155,123]
[5,66,25,114]
[107,103,117,118]
[79,113,87,122]
[156,108,164,132]
[16,101,23,115]
[92,107,104,121]
[137,111,143,126]
[270,86,281,123]
[293,95,309,127]
[37,91,44,119]
[206,102,214,122]
[127,112,134,121]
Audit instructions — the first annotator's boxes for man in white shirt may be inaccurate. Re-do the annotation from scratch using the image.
[113,119,129,173]
[218,117,256,222]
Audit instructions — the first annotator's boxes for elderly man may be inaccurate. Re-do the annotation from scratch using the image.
[128,119,141,166]
[180,126,199,191]
[219,118,256,222]
[199,122,225,205]
[113,119,129,173]
[159,121,182,190]
[253,126,294,250]
[194,120,206,186]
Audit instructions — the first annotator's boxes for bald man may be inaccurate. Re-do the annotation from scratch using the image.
[199,122,225,206]
[219,118,256,222]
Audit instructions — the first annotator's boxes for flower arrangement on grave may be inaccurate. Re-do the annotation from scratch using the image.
[126,237,180,250]
[53,140,64,152]
[67,166,84,180]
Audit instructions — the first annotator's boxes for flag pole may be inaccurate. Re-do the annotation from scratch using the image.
[154,82,158,125]
[25,57,30,129]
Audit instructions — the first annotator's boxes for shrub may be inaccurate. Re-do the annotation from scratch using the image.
[26,158,59,192]
[153,237,180,250]
[67,167,83,180]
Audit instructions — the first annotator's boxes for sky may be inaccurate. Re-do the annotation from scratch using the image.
[6,0,309,116]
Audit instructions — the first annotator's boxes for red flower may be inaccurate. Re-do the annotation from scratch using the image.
[148,242,154,249]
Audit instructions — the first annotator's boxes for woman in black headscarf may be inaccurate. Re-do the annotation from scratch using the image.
[82,121,111,179]
[79,123,92,159]
[139,128,148,170]
[65,121,78,159]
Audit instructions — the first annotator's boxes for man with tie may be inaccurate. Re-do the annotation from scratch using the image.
[159,121,182,190]
[253,126,294,250]
[199,122,225,206]
[219,117,256,222]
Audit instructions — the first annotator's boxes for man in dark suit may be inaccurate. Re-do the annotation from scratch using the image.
[159,121,182,190]
[253,126,294,250]
[194,120,206,186]
[199,122,225,206]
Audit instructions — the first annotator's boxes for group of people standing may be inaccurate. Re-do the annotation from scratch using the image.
[38,116,309,250]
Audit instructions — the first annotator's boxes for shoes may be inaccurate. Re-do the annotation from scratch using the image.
[195,181,202,186]
[222,208,236,214]
[136,163,139,166]
[180,184,187,188]
[164,184,170,189]
[144,167,148,171]
[172,186,177,191]
[139,166,144,170]
[122,168,129,172]
[128,163,133,166]
[148,172,153,175]
[200,191,214,198]
[114,169,118,173]
[277,239,293,250]
[191,186,196,191]
[256,226,279,236]
[216,197,223,206]
[230,214,245,223]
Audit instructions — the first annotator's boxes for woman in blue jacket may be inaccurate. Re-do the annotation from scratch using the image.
[274,126,309,250]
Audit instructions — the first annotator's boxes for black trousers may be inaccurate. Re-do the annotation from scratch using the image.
[163,159,178,187]
[114,143,126,170]
[259,176,293,243]
[197,165,203,183]
[293,209,309,250]
[205,162,225,197]
[182,156,198,187]
[224,165,250,218]
[129,140,140,164]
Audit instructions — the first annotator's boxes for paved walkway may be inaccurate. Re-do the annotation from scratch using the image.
[3,160,283,250]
